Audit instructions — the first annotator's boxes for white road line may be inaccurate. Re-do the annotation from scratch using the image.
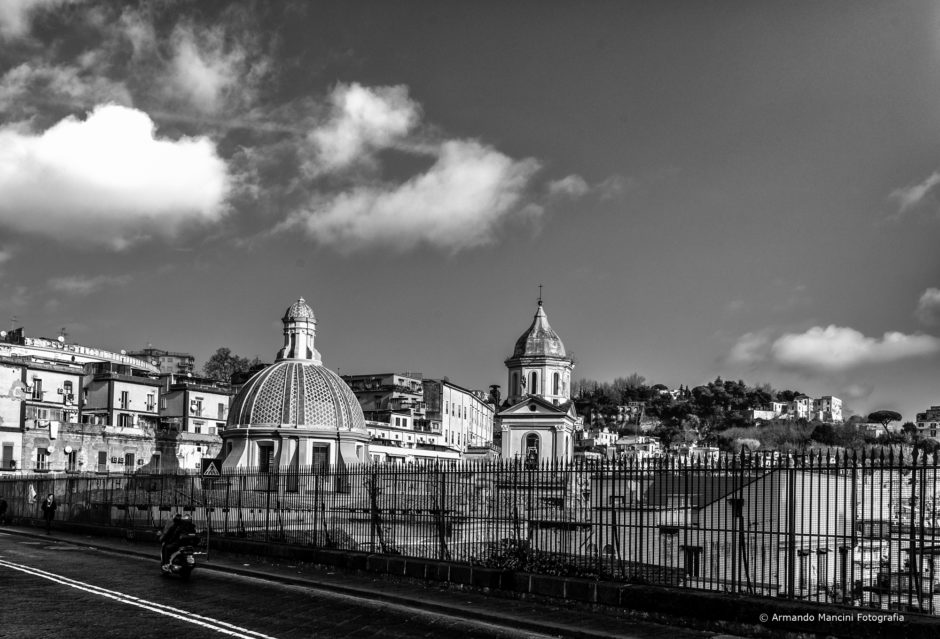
[0,559,280,639]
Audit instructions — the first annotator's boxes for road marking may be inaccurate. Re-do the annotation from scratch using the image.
[0,559,280,639]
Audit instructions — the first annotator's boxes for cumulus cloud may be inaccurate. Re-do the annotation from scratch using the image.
[730,325,940,374]
[0,104,229,249]
[284,139,540,253]
[48,273,131,295]
[889,171,940,218]
[915,288,940,326]
[304,83,421,176]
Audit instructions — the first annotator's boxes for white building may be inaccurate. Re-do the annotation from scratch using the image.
[497,299,579,464]
[916,406,940,441]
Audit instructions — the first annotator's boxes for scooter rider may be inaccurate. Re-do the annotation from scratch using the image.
[159,513,196,567]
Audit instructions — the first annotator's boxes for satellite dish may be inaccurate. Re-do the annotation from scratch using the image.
[64,445,73,454]
[58,335,65,343]
[120,349,126,355]
[0,330,6,337]
[47,445,55,453]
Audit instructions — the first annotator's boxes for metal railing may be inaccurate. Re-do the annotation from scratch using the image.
[2,449,940,614]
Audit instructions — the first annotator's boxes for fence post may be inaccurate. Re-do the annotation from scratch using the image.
[786,458,797,599]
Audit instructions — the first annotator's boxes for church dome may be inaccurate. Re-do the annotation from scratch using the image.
[511,301,568,359]
[226,297,366,432]
[284,297,315,322]
[227,360,366,432]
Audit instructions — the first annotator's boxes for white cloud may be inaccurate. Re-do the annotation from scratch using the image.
[304,83,421,175]
[915,287,940,325]
[0,104,229,249]
[0,0,76,39]
[547,174,590,198]
[770,325,940,372]
[0,62,132,115]
[726,330,773,366]
[168,24,252,114]
[285,139,540,253]
[48,273,131,295]
[889,171,940,218]
[729,325,940,373]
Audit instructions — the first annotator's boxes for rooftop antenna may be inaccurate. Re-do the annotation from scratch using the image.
[59,327,68,342]
[538,283,543,306]
[10,315,16,330]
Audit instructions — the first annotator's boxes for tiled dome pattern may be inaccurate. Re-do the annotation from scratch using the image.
[228,360,366,432]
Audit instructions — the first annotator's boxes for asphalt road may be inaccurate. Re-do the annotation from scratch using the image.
[0,532,557,639]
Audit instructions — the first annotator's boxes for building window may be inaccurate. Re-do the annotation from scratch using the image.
[67,450,78,471]
[124,453,135,470]
[146,393,156,412]
[553,372,560,396]
[63,381,73,403]
[817,549,829,588]
[1,443,13,470]
[119,390,129,409]
[682,546,702,578]
[191,398,203,416]
[32,378,43,401]
[118,413,131,428]
[97,451,107,472]
[35,448,48,470]
[798,550,812,593]
[529,372,538,395]
[160,397,167,410]
[194,421,203,434]
[258,444,274,473]
[151,452,162,473]
[511,372,519,396]
[217,403,225,420]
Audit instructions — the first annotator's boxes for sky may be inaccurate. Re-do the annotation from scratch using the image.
[1,1,939,422]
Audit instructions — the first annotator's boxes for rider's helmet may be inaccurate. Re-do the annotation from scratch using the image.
[181,514,192,521]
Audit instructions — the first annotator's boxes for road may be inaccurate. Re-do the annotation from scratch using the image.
[0,532,555,639]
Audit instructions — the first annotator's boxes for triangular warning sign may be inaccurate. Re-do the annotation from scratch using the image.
[202,458,221,477]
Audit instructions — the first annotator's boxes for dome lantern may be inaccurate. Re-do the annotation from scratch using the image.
[276,297,321,363]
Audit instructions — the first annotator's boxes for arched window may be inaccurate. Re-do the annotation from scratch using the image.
[524,433,540,467]
[511,372,519,396]
[553,372,560,396]
[529,371,538,395]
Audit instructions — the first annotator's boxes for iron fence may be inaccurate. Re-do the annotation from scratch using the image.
[2,449,940,614]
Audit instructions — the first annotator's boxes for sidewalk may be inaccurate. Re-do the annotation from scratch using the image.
[0,524,742,639]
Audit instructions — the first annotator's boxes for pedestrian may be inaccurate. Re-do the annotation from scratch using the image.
[40,493,56,534]
[0,495,7,524]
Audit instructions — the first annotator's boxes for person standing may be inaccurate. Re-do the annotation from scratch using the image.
[40,493,56,534]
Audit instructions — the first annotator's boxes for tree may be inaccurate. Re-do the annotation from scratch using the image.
[488,384,502,408]
[203,347,254,383]
[867,410,903,437]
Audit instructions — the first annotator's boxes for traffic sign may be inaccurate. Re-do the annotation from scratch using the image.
[201,458,222,477]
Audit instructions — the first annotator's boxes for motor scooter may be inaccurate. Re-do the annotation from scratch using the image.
[160,532,202,580]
